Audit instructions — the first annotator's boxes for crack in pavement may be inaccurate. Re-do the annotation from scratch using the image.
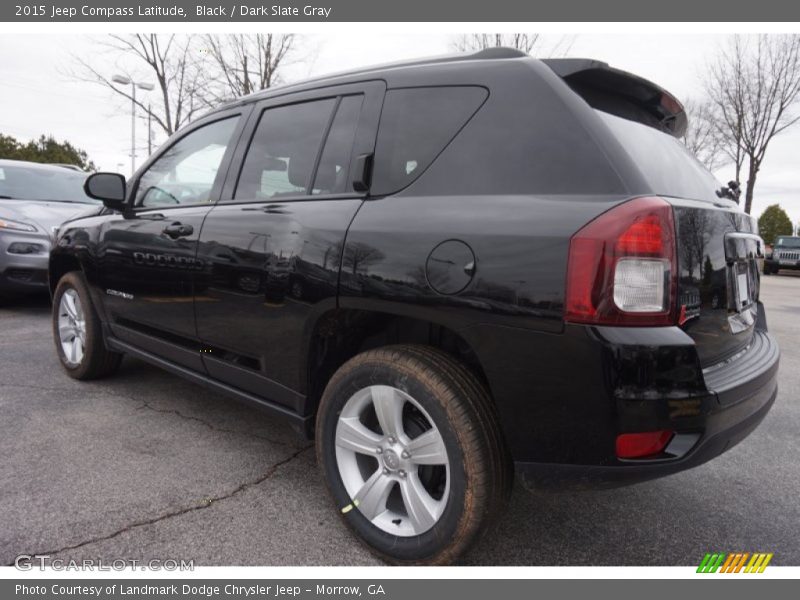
[2,382,303,449]
[6,444,314,565]
[1,383,87,394]
[0,338,47,346]
[135,399,302,449]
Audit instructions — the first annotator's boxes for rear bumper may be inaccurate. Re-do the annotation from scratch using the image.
[514,323,779,490]
[468,305,780,491]
[516,370,777,490]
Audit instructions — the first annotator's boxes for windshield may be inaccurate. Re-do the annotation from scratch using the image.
[597,111,724,204]
[776,237,800,248]
[0,164,98,203]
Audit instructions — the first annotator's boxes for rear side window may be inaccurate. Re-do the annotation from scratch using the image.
[372,86,488,195]
[313,94,364,195]
[234,99,336,200]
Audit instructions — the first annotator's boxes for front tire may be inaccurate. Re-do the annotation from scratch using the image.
[52,271,122,380]
[316,345,510,565]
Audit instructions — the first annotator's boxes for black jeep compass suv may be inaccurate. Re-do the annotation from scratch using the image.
[50,48,779,564]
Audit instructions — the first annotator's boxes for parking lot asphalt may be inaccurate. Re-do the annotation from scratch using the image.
[1,274,798,567]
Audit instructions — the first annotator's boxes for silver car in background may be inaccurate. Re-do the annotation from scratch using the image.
[0,159,101,300]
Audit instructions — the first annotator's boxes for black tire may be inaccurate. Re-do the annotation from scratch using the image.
[52,271,122,380]
[316,344,510,565]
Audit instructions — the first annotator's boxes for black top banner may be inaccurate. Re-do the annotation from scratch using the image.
[4,0,800,22]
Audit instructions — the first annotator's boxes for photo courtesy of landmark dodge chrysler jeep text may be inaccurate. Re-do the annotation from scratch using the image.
[49,49,779,565]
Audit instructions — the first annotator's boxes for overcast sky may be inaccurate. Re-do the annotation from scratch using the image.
[0,33,798,224]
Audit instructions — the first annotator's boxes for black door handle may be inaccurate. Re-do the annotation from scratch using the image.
[163,222,194,238]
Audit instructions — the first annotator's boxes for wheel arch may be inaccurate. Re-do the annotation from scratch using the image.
[302,305,493,424]
[49,253,84,296]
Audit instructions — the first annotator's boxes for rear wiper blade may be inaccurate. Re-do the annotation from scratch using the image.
[0,195,15,199]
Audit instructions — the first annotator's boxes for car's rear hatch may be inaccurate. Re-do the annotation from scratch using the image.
[546,59,764,368]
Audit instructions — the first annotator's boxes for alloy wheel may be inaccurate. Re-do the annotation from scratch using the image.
[334,385,450,537]
[57,288,86,366]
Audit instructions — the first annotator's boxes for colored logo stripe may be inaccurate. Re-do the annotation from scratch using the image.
[719,553,750,573]
[697,553,726,573]
[733,553,750,573]
[745,553,773,573]
[697,552,773,573]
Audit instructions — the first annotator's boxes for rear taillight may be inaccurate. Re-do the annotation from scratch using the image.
[565,196,677,326]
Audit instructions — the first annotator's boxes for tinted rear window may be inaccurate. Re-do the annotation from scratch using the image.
[598,111,723,203]
[372,86,488,195]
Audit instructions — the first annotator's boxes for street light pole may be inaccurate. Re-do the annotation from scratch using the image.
[130,84,136,175]
[147,103,153,155]
[111,75,155,176]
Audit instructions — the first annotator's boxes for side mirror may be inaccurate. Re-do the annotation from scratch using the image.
[84,172,128,211]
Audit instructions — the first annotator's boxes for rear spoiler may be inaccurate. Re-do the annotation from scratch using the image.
[543,58,687,138]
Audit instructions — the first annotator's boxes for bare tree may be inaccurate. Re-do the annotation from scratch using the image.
[71,34,205,137]
[681,98,728,171]
[327,240,385,275]
[451,34,574,57]
[678,208,711,280]
[705,34,800,214]
[200,34,296,103]
[342,242,385,275]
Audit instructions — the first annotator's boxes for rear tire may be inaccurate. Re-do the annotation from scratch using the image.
[316,344,510,565]
[52,271,122,380]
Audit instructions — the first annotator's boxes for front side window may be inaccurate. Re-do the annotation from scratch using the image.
[234,99,337,201]
[135,117,239,208]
